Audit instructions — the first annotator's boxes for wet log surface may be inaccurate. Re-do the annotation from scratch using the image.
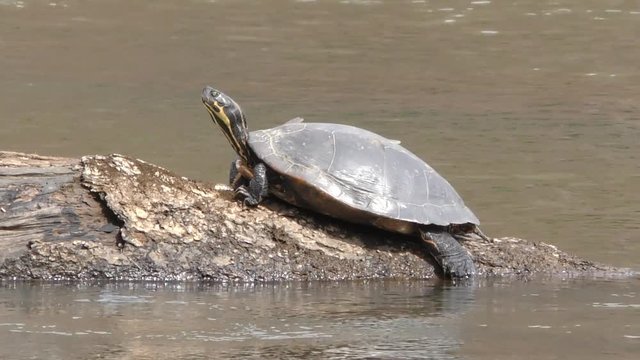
[0,151,631,281]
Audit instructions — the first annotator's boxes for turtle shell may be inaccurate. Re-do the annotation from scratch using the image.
[248,122,479,229]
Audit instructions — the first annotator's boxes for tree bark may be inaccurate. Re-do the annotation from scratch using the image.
[0,151,628,281]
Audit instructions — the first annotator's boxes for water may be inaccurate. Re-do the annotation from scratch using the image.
[0,280,638,359]
[0,0,638,358]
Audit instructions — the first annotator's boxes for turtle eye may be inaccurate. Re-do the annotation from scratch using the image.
[216,96,229,106]
[210,90,228,106]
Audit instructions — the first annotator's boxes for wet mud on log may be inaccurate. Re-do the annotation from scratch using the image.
[0,151,632,281]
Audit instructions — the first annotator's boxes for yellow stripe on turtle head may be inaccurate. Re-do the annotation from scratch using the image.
[201,86,250,162]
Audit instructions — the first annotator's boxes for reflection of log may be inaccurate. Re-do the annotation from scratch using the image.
[0,151,628,281]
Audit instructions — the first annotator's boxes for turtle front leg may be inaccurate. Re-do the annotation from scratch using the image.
[229,159,246,189]
[233,163,269,206]
[420,229,475,279]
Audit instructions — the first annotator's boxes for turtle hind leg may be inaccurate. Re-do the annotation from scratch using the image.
[420,229,475,278]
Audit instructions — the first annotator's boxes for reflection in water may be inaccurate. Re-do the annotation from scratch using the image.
[461,277,640,360]
[0,280,638,359]
[0,282,476,359]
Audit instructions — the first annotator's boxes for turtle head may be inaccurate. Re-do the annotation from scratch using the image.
[201,86,250,162]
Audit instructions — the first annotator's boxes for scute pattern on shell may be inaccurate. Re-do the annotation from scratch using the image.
[248,123,479,226]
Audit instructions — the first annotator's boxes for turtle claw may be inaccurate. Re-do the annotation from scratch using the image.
[234,186,259,207]
[234,185,249,197]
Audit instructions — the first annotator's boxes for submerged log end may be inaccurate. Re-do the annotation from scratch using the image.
[0,151,632,281]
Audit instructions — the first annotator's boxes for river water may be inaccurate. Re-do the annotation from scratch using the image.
[0,0,638,358]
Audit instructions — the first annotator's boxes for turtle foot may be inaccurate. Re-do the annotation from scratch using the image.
[440,253,476,279]
[234,186,260,207]
[420,229,476,279]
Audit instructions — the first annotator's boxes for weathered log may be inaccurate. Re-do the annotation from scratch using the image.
[0,151,630,281]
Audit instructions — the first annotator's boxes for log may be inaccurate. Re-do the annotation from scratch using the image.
[0,151,630,281]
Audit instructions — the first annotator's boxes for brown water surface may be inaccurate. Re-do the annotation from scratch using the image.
[0,0,639,358]
[0,280,639,359]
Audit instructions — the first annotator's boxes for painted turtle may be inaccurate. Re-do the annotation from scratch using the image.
[201,86,487,278]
